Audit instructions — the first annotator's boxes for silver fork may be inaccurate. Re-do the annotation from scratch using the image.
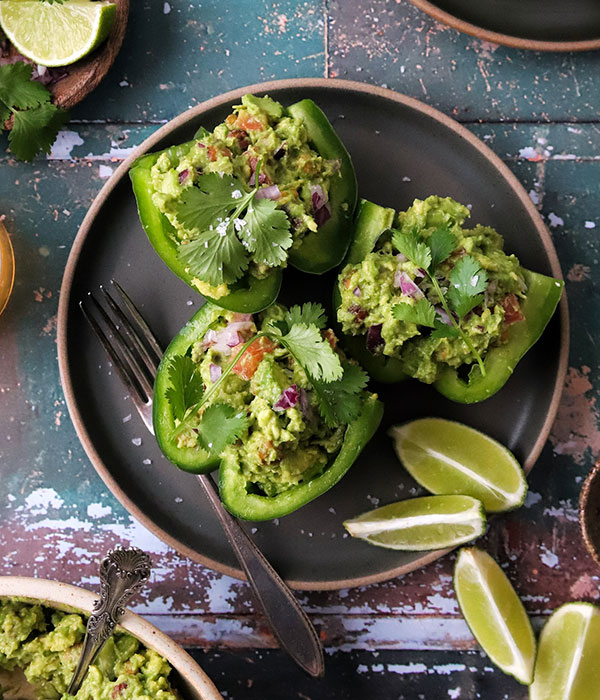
[80,280,324,678]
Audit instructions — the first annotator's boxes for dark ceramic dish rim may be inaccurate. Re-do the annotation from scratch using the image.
[56,78,570,590]
[407,0,600,52]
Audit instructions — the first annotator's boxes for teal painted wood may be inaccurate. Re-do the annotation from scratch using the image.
[1,0,600,697]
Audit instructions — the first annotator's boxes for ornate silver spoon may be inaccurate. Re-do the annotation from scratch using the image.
[67,547,152,696]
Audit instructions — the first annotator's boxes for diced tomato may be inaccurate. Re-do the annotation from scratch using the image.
[343,277,352,289]
[258,440,274,463]
[349,304,368,322]
[207,145,218,162]
[111,684,128,698]
[232,337,278,380]
[322,328,338,350]
[236,113,264,131]
[501,294,525,325]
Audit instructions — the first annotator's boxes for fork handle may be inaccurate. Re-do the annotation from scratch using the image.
[196,474,324,678]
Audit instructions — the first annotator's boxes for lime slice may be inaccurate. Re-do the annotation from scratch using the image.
[454,547,536,685]
[343,495,486,550]
[530,603,600,700]
[0,0,117,67]
[389,418,527,512]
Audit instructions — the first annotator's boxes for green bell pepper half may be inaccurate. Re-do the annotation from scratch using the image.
[334,199,564,403]
[153,302,219,473]
[130,150,282,314]
[129,98,357,312]
[153,302,384,518]
[219,394,383,521]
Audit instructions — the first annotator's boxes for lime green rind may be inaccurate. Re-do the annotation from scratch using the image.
[454,547,536,685]
[343,495,487,551]
[530,602,600,700]
[389,417,528,513]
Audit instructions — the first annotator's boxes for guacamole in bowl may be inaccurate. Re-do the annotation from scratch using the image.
[130,94,357,313]
[0,578,221,700]
[153,302,383,521]
[336,196,563,403]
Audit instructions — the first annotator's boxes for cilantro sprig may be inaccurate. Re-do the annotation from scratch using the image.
[175,160,292,287]
[391,226,489,376]
[166,304,367,459]
[0,62,69,161]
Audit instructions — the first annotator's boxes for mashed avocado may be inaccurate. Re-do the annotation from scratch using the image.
[176,305,344,498]
[150,94,340,297]
[0,599,178,700]
[338,196,527,383]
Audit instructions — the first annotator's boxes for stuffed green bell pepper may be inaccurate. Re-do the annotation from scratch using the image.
[153,301,383,520]
[130,94,357,313]
[334,197,563,404]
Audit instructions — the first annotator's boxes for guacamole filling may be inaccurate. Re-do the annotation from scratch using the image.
[175,306,345,498]
[0,599,178,700]
[150,94,340,298]
[338,196,527,384]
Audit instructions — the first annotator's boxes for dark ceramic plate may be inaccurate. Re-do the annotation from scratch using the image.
[57,79,568,590]
[408,0,600,51]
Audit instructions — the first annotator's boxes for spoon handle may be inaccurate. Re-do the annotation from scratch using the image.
[197,474,324,678]
[67,548,152,696]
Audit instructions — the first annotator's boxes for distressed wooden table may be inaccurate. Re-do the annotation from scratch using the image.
[1,1,599,697]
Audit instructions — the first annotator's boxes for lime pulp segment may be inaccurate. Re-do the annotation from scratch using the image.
[343,495,486,550]
[389,418,527,512]
[454,547,536,685]
[0,0,117,67]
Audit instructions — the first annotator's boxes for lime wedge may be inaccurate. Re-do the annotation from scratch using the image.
[0,0,116,67]
[343,495,486,550]
[454,547,536,685]
[389,418,527,512]
[530,603,600,700]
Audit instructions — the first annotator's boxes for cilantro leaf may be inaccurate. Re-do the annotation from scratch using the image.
[430,322,461,340]
[391,228,431,269]
[428,226,455,271]
[9,102,69,161]
[284,303,328,331]
[312,363,368,427]
[447,255,488,319]
[164,354,205,421]
[194,404,249,457]
[240,198,292,268]
[393,298,436,327]
[177,225,249,286]
[270,323,343,383]
[0,63,50,111]
[172,173,252,234]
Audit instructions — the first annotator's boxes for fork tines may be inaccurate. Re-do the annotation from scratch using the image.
[79,281,163,428]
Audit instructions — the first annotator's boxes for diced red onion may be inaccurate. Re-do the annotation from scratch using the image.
[209,364,222,383]
[353,287,362,297]
[298,388,313,421]
[273,144,286,160]
[366,324,384,353]
[274,385,299,411]
[197,142,206,149]
[249,170,268,187]
[394,271,424,299]
[255,184,281,200]
[396,252,407,263]
[178,169,189,185]
[310,184,331,229]
[202,329,218,348]
[415,268,426,278]
[435,306,453,326]
[310,184,328,210]
[231,313,253,323]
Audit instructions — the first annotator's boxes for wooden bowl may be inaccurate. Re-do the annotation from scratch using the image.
[4,0,129,110]
[0,576,222,700]
[579,458,600,568]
